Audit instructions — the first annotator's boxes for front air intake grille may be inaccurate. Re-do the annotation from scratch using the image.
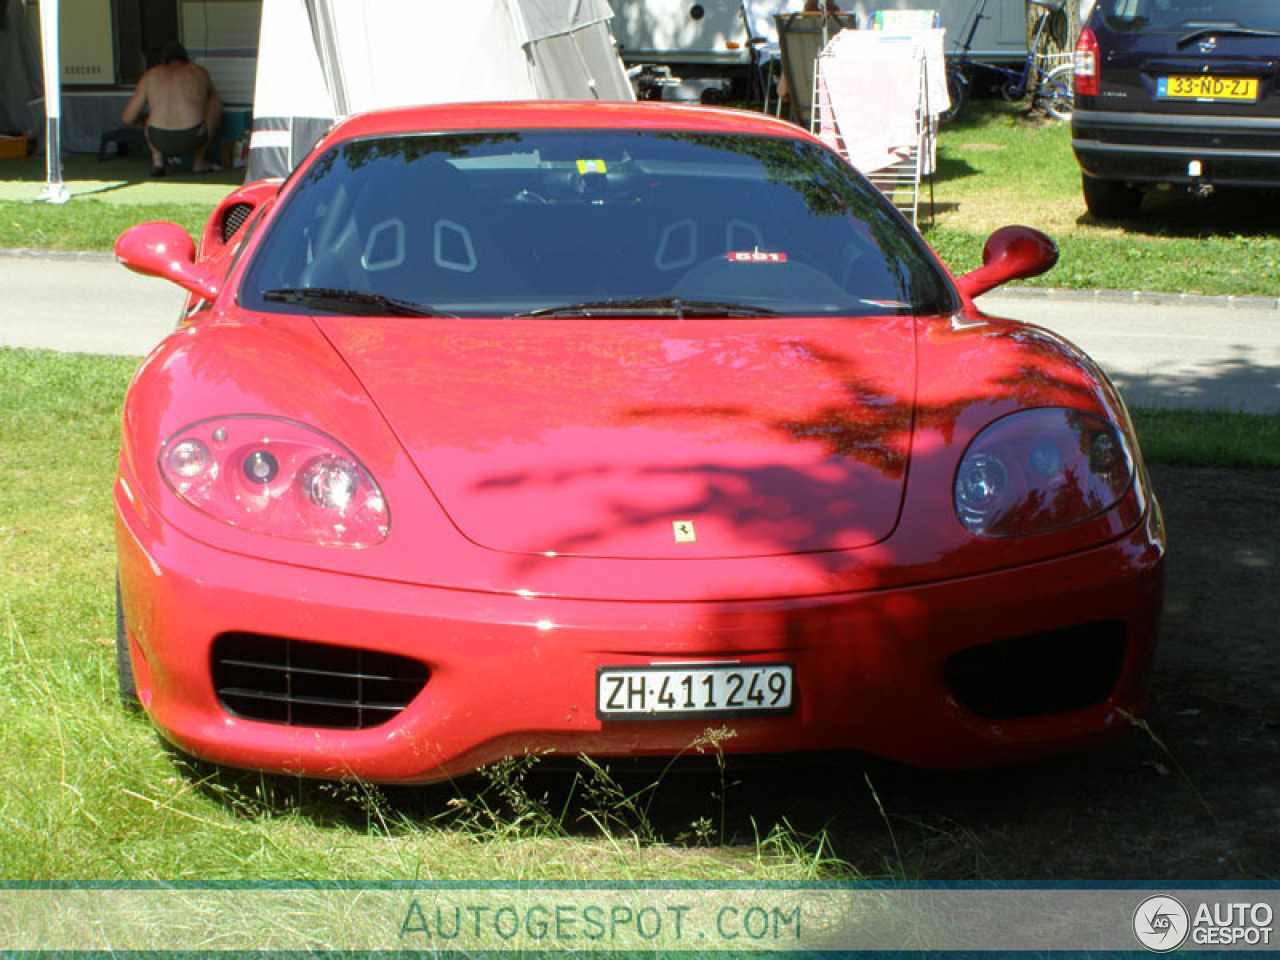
[220,202,254,243]
[212,633,429,729]
[943,622,1127,720]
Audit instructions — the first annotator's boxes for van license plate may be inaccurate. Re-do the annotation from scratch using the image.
[1156,75,1258,102]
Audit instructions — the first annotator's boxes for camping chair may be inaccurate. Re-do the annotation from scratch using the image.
[774,11,856,128]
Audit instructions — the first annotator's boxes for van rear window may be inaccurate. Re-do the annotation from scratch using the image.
[1101,0,1280,32]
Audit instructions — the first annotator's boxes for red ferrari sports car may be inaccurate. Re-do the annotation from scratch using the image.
[114,101,1164,783]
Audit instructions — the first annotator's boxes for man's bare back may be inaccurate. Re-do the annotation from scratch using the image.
[124,61,214,130]
[121,42,222,174]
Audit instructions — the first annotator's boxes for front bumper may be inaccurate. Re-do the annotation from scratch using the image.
[117,482,1165,783]
[1072,108,1280,188]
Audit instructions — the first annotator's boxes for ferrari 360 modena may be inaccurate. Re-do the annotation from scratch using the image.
[113,100,1164,782]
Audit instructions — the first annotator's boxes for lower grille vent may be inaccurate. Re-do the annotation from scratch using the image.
[212,633,429,730]
[943,622,1126,720]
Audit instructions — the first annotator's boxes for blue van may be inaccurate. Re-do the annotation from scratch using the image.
[1071,0,1280,218]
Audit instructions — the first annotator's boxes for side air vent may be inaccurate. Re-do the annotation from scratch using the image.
[212,633,429,730]
[220,202,254,243]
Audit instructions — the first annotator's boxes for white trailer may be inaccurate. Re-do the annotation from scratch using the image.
[610,0,1030,100]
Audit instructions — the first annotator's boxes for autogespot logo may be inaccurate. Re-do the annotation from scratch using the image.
[1134,895,1191,952]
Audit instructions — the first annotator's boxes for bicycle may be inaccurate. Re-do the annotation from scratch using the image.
[940,0,1075,124]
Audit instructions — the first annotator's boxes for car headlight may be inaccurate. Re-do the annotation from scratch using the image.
[159,416,389,546]
[954,408,1133,538]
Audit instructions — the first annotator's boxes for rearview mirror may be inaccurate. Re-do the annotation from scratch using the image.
[115,221,221,302]
[955,226,1058,300]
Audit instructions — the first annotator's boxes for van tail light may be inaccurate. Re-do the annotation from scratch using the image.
[1075,28,1100,97]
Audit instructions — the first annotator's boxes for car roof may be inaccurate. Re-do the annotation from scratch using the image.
[324,100,814,144]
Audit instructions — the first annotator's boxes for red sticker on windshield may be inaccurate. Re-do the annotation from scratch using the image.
[728,251,788,264]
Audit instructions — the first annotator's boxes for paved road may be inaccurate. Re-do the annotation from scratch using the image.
[2,251,1277,413]
[1,251,187,358]
[979,289,1280,414]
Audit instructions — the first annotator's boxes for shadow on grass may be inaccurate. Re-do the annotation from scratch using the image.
[931,149,980,186]
[1075,186,1280,240]
[0,152,243,192]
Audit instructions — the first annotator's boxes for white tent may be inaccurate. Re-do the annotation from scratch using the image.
[0,0,40,135]
[249,0,636,181]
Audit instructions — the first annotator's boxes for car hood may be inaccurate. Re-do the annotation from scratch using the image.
[317,315,918,559]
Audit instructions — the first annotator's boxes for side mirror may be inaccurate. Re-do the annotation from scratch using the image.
[115,221,221,302]
[955,226,1058,300]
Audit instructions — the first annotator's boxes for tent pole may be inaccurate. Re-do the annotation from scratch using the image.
[35,0,69,204]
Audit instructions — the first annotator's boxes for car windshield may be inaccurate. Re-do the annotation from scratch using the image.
[1101,0,1280,31]
[240,129,957,319]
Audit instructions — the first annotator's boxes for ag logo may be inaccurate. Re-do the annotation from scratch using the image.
[1133,895,1190,952]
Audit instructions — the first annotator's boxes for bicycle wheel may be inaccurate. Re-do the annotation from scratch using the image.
[940,67,970,125]
[1040,63,1074,120]
[1000,74,1026,102]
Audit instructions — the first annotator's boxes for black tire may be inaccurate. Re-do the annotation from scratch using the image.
[939,67,969,125]
[1082,173,1143,219]
[116,577,140,709]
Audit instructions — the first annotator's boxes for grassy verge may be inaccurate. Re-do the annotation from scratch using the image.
[0,153,240,251]
[0,346,1272,882]
[1133,408,1280,468]
[0,199,211,252]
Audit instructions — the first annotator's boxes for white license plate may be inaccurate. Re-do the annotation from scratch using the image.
[596,663,794,720]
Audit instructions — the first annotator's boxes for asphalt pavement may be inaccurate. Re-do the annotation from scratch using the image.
[2,249,1278,413]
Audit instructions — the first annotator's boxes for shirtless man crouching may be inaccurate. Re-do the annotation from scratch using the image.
[121,42,223,175]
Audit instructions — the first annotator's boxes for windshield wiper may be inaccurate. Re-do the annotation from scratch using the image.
[1177,26,1280,47]
[513,297,781,319]
[261,287,452,318]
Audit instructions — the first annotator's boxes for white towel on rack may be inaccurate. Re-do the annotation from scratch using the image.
[815,29,948,175]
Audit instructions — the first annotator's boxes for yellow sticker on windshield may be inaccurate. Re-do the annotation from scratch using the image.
[577,159,608,175]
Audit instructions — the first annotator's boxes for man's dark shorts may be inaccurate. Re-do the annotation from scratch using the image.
[146,123,208,156]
